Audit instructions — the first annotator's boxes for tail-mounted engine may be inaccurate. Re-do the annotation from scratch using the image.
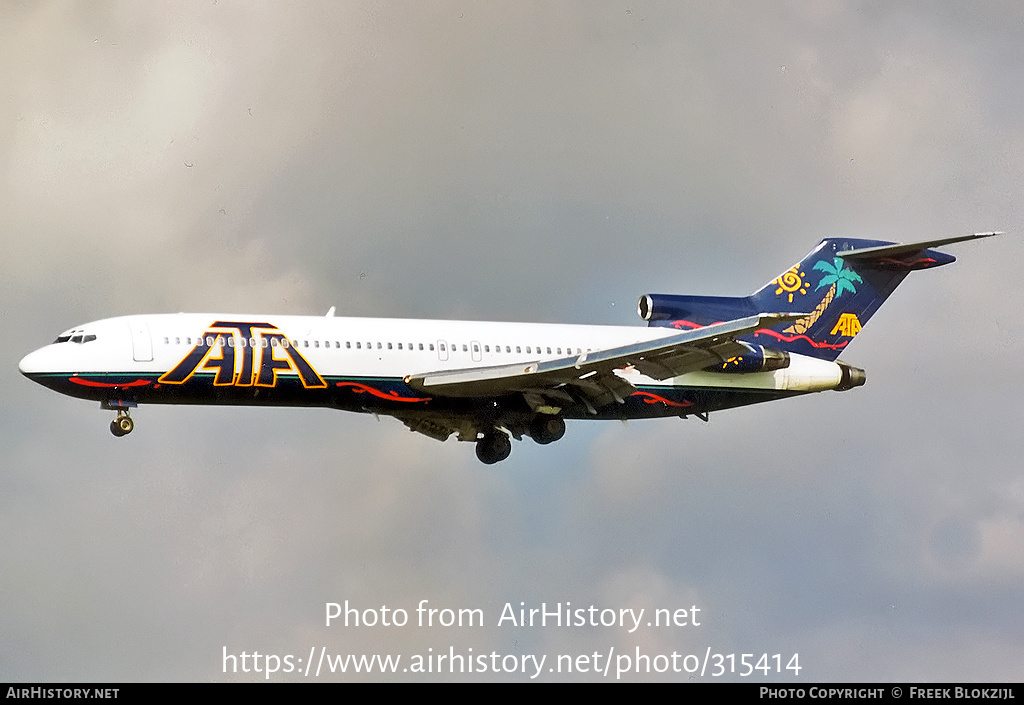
[638,293,756,328]
[637,295,789,374]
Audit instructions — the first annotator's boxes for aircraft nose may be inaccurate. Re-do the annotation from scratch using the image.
[19,348,48,377]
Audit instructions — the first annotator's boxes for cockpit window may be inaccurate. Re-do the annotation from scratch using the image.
[53,329,96,344]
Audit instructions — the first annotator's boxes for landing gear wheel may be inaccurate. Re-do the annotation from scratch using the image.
[529,415,565,445]
[110,414,134,437]
[476,431,512,464]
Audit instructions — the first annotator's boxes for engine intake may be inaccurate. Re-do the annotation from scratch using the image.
[638,293,756,327]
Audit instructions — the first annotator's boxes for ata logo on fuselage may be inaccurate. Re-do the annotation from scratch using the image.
[830,313,862,337]
[158,321,326,388]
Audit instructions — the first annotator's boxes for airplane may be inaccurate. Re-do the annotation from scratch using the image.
[19,232,998,464]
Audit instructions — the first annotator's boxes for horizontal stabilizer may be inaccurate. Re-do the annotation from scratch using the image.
[838,232,1001,260]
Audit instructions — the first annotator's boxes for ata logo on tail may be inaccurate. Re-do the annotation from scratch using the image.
[830,313,862,337]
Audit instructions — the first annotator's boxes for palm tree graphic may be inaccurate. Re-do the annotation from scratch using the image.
[783,257,863,335]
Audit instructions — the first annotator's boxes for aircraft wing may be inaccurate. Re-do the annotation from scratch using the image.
[405,313,803,413]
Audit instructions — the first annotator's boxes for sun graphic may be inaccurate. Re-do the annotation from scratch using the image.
[722,356,742,369]
[774,266,808,303]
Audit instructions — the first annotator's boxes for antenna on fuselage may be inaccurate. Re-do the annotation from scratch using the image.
[326,306,336,317]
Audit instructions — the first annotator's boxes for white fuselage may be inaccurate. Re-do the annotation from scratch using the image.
[19,313,846,399]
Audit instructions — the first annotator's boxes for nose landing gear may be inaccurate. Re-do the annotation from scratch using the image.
[110,411,134,437]
[102,399,137,438]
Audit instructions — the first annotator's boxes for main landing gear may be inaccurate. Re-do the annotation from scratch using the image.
[529,415,565,445]
[475,431,512,465]
[110,411,134,437]
[474,415,566,464]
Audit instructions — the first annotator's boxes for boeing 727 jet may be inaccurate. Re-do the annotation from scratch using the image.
[19,233,997,463]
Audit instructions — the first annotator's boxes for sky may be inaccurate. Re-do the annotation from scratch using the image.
[2,0,1023,682]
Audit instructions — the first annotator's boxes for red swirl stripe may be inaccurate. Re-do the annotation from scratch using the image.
[630,391,693,408]
[336,382,431,403]
[69,377,152,388]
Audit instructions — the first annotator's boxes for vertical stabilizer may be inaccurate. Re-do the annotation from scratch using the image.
[641,233,997,362]
[743,234,996,360]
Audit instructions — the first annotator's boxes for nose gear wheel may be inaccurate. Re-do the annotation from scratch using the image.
[110,412,134,437]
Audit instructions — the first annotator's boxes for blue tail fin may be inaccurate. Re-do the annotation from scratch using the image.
[639,233,998,361]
